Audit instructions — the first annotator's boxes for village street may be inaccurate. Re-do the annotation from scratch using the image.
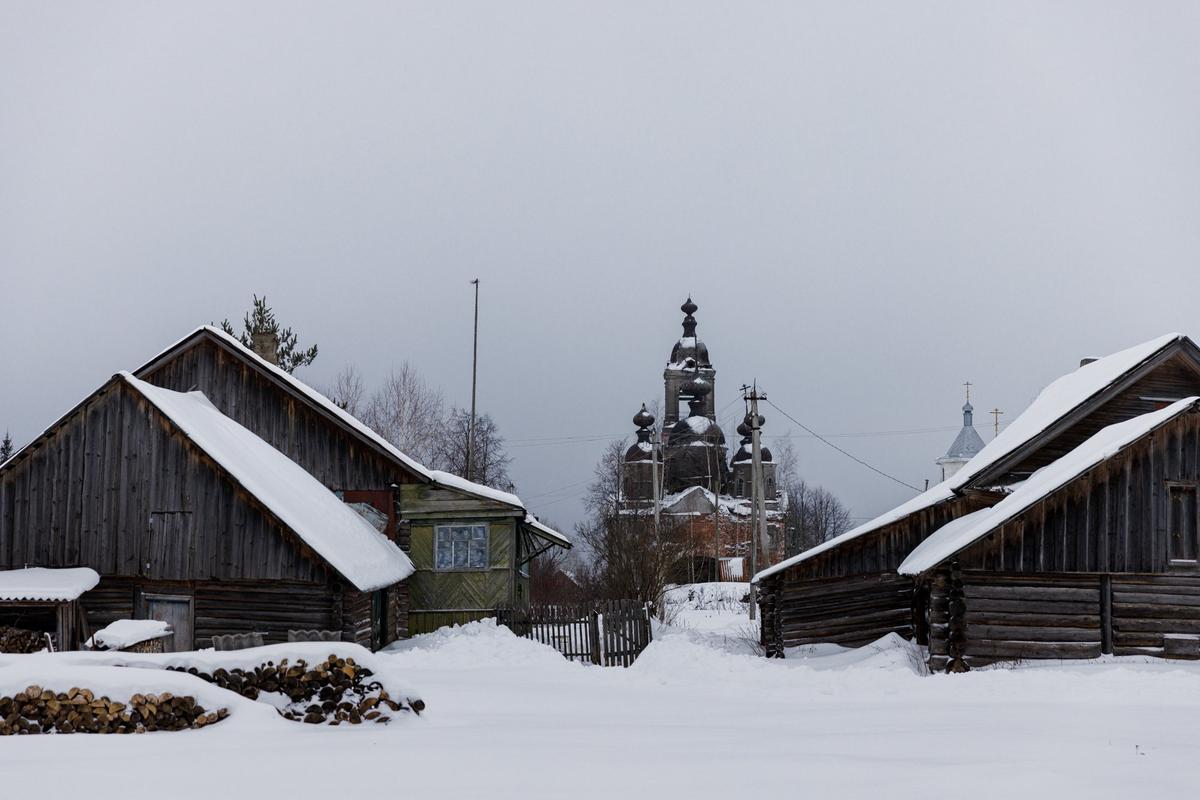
[4,592,1200,800]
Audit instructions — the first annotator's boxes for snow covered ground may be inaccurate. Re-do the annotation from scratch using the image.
[4,586,1200,799]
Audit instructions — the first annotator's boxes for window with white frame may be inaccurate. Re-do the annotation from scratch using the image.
[435,524,489,570]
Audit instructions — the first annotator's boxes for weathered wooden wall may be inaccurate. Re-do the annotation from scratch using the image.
[80,577,344,649]
[928,570,1103,671]
[756,494,989,655]
[978,350,1200,486]
[767,573,914,653]
[928,570,1200,669]
[955,412,1200,574]
[140,338,417,492]
[1111,573,1200,658]
[0,381,327,584]
[401,482,523,633]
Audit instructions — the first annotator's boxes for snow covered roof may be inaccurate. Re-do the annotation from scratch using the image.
[0,567,100,602]
[947,333,1185,489]
[122,373,414,591]
[753,332,1187,584]
[524,514,571,548]
[135,327,570,548]
[752,479,958,583]
[899,396,1200,576]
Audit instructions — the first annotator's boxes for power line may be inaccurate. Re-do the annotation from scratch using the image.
[763,398,923,492]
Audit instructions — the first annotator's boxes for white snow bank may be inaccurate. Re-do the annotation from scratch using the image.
[382,619,568,669]
[900,397,1200,574]
[121,373,413,591]
[754,333,1185,583]
[0,567,99,601]
[87,619,171,650]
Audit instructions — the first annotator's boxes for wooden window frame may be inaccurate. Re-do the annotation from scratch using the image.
[434,523,491,572]
[1167,481,1200,567]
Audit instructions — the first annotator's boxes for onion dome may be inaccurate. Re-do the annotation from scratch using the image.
[731,412,771,464]
[625,404,657,463]
[668,297,712,368]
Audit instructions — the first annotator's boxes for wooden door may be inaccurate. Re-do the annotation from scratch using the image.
[142,594,193,652]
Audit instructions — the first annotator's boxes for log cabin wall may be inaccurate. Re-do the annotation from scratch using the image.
[927,570,1103,671]
[770,573,914,653]
[923,411,1200,668]
[79,578,340,649]
[757,494,990,655]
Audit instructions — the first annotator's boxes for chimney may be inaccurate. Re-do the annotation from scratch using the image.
[251,330,279,365]
[1080,357,1099,367]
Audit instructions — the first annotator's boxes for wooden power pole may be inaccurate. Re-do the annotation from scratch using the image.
[744,382,769,621]
[467,279,480,481]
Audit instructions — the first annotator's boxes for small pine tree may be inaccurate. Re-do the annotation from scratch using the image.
[220,294,318,373]
[0,431,13,462]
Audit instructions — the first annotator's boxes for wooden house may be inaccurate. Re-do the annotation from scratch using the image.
[753,333,1200,668]
[0,373,414,651]
[132,325,570,637]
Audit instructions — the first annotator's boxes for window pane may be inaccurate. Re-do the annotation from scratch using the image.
[453,543,469,567]
[469,538,488,568]
[436,537,453,570]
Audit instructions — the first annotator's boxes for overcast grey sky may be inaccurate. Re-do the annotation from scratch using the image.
[3,2,1200,534]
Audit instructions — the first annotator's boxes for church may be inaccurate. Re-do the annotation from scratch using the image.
[620,298,786,580]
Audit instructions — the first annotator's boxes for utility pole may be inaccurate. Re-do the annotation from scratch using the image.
[990,408,1004,437]
[467,279,480,481]
[743,382,769,621]
[650,422,661,531]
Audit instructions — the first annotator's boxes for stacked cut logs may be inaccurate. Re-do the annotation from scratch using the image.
[0,686,228,735]
[0,627,47,654]
[168,654,422,724]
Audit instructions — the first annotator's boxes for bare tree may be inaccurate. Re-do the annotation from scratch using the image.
[361,363,446,464]
[585,440,626,518]
[783,478,852,557]
[324,364,367,416]
[432,408,512,490]
[573,438,693,603]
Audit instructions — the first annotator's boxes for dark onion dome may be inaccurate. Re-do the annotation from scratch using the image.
[731,413,772,464]
[668,297,712,369]
[626,403,658,462]
[667,410,727,448]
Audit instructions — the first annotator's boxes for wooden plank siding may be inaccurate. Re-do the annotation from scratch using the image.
[0,377,390,650]
[138,337,419,493]
[951,410,1200,575]
[970,347,1200,488]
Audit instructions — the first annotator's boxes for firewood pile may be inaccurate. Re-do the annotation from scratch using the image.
[0,626,47,654]
[0,686,228,735]
[169,654,422,725]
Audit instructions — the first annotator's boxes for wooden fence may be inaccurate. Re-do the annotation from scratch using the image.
[496,600,652,667]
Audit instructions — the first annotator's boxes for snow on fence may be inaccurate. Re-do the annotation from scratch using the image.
[496,600,652,667]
